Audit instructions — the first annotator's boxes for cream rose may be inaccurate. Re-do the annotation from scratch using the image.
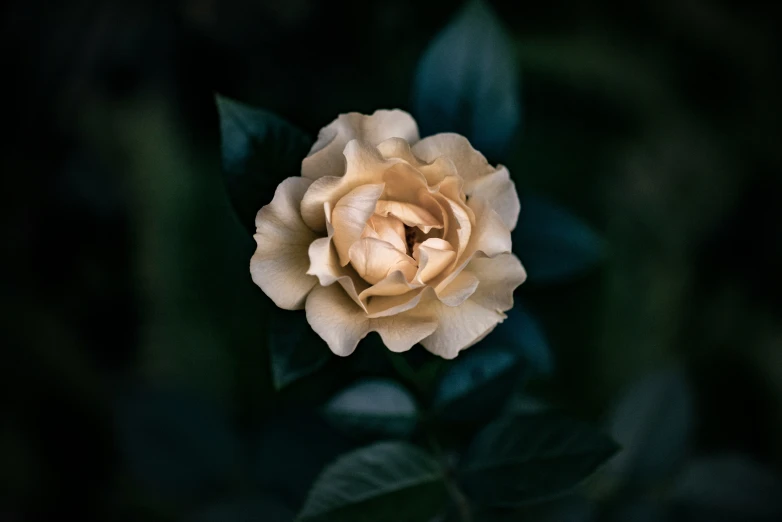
[250,110,526,359]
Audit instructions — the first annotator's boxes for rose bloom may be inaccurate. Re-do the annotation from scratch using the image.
[251,110,526,358]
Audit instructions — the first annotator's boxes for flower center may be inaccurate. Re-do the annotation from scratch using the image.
[404,225,417,255]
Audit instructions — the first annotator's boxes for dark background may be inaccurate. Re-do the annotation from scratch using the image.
[4,0,782,520]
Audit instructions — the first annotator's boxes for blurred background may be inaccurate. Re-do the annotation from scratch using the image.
[4,0,782,520]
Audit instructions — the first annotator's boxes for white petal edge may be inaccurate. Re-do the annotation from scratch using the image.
[464,166,520,231]
[467,253,527,312]
[251,177,318,310]
[302,110,419,181]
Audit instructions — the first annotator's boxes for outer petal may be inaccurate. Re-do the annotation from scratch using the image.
[306,284,370,356]
[464,165,520,231]
[302,110,419,181]
[332,183,386,266]
[301,140,394,232]
[465,253,527,312]
[251,177,317,309]
[305,280,437,355]
[463,196,512,259]
[377,137,459,186]
[419,299,506,359]
[412,133,494,183]
[372,309,439,353]
[436,271,479,307]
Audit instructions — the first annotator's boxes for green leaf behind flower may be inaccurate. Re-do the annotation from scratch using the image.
[268,308,332,390]
[513,194,604,284]
[296,442,447,522]
[459,411,619,507]
[216,95,313,234]
[322,378,419,439]
[412,0,521,160]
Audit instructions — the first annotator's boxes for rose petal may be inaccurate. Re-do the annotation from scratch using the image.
[375,200,442,233]
[349,237,417,284]
[436,271,479,307]
[419,299,506,359]
[414,238,456,283]
[464,165,520,231]
[359,270,422,300]
[332,183,386,266]
[467,253,527,312]
[303,110,419,180]
[464,196,512,259]
[307,201,369,311]
[412,133,494,183]
[361,214,407,253]
[301,140,394,232]
[438,195,473,261]
[372,308,439,352]
[305,281,438,355]
[306,284,370,356]
[306,236,368,311]
[366,288,429,318]
[251,177,318,309]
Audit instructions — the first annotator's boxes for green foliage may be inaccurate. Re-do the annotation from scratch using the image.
[513,194,604,284]
[217,95,313,234]
[115,385,243,500]
[186,496,294,522]
[412,0,520,160]
[296,442,447,522]
[459,411,619,507]
[322,378,419,439]
[269,308,331,390]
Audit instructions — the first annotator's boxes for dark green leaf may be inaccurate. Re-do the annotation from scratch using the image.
[296,442,447,522]
[432,305,551,421]
[605,367,692,485]
[185,496,294,522]
[323,378,419,439]
[513,195,604,284]
[254,412,356,512]
[269,308,331,389]
[115,384,242,499]
[433,346,523,422]
[216,95,312,233]
[672,455,782,522]
[412,0,520,160]
[491,305,553,375]
[459,412,618,506]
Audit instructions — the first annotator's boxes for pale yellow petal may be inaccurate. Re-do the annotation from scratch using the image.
[436,271,479,307]
[332,183,386,266]
[306,200,369,310]
[371,309,439,353]
[251,177,317,310]
[439,195,473,261]
[464,196,512,259]
[467,253,527,312]
[414,238,456,283]
[349,238,417,285]
[359,270,422,300]
[419,299,506,359]
[303,110,419,180]
[300,140,394,232]
[361,214,407,253]
[464,165,520,231]
[412,133,494,183]
[305,284,370,356]
[375,200,442,233]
